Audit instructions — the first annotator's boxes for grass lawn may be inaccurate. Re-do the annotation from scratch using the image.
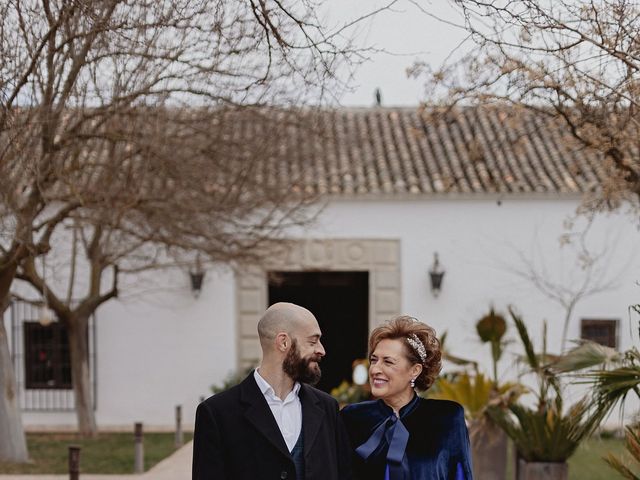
[503,437,630,479]
[568,437,629,480]
[0,432,193,474]
[1,433,628,478]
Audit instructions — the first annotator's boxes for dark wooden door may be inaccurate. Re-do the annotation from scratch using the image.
[268,271,369,393]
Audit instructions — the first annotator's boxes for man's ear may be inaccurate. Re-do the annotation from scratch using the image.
[276,332,290,352]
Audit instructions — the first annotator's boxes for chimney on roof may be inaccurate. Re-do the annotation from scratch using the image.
[374,88,382,107]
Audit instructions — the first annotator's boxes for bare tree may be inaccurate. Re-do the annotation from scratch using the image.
[504,219,624,352]
[412,0,640,214]
[0,0,370,446]
[13,107,325,437]
[0,293,27,462]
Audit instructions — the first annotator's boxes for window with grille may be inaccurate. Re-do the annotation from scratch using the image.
[580,319,618,349]
[11,300,96,411]
[23,322,72,390]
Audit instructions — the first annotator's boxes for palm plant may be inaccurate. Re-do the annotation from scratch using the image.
[487,307,612,463]
[489,398,604,462]
[432,310,523,480]
[550,302,640,412]
[429,372,523,421]
[552,337,640,414]
[580,349,639,416]
[549,306,640,478]
[432,310,522,418]
[429,368,523,480]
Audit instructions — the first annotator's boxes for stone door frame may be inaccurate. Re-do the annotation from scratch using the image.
[235,239,401,370]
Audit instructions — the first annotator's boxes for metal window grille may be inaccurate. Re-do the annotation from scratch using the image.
[24,321,72,389]
[580,319,618,349]
[10,300,97,412]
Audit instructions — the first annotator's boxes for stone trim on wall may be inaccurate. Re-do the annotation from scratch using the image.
[235,239,401,370]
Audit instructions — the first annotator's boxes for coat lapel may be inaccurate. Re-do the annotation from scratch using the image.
[240,373,291,459]
[299,384,325,457]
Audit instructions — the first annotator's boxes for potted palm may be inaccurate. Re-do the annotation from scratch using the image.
[430,308,523,480]
[487,307,612,480]
[549,313,640,478]
[430,372,523,480]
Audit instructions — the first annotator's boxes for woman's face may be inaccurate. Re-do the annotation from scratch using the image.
[369,338,422,405]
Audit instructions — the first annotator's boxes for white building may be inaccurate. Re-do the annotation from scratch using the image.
[5,107,639,430]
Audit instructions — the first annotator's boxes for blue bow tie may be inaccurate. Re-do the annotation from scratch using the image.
[355,396,419,480]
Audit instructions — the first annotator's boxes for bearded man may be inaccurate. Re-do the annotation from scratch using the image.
[192,302,353,480]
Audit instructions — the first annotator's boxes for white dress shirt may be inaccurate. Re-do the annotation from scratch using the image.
[254,368,302,453]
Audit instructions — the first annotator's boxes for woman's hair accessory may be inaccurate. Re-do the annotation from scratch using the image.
[406,333,427,364]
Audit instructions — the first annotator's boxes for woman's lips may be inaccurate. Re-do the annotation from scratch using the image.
[371,378,388,387]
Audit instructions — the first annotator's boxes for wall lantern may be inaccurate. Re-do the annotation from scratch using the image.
[38,303,56,327]
[189,256,206,298]
[38,257,56,326]
[429,252,445,297]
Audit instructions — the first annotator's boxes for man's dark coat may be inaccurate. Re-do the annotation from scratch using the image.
[192,372,352,480]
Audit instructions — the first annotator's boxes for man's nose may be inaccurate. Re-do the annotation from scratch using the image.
[316,340,326,357]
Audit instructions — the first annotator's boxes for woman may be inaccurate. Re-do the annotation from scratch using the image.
[341,316,472,480]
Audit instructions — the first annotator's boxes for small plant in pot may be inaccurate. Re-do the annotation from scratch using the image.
[429,371,524,480]
[487,307,612,480]
[430,307,523,480]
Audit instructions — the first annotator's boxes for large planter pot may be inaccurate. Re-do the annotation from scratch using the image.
[469,417,508,480]
[517,459,568,480]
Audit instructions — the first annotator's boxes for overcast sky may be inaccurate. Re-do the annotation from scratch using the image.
[320,1,470,107]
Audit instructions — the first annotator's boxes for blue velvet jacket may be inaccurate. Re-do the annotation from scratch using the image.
[341,396,473,480]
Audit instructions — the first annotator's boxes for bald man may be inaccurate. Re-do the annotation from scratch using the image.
[192,302,352,480]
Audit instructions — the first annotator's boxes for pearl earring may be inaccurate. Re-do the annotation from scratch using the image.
[410,378,416,388]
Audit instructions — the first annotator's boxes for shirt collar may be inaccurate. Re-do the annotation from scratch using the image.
[254,368,301,398]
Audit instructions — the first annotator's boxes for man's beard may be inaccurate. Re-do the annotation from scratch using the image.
[282,339,322,385]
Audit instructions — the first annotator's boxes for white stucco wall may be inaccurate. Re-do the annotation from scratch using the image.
[314,196,640,423]
[311,197,639,356]
[17,266,236,431]
[12,195,640,429]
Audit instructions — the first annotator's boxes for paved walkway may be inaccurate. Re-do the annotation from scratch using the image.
[0,441,192,480]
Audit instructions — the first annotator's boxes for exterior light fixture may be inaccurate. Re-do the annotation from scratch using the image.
[429,252,445,297]
[38,257,56,326]
[38,304,56,326]
[189,255,205,298]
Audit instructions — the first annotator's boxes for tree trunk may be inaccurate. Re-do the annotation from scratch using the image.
[68,315,96,437]
[517,460,568,480]
[0,265,29,462]
[470,415,508,480]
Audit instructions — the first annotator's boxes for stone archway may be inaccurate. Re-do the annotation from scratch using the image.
[235,239,401,370]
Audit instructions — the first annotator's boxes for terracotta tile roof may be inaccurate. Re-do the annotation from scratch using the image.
[286,106,605,197]
[2,106,605,200]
